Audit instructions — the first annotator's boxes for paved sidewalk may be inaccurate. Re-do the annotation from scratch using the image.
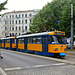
[67,51,75,55]
[4,64,75,75]
[0,67,7,75]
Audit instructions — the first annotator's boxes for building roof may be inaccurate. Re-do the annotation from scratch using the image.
[2,9,39,15]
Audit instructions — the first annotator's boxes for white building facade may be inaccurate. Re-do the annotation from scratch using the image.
[0,10,38,37]
[0,18,5,38]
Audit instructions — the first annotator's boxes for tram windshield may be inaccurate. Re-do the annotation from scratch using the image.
[48,35,65,44]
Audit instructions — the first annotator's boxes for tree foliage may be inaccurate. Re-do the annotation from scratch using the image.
[30,0,75,37]
[0,0,8,12]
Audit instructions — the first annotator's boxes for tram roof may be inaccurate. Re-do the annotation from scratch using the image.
[1,37,15,40]
[17,32,50,38]
[17,31,65,38]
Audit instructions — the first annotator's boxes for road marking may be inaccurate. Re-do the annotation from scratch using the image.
[53,63,66,66]
[4,63,66,71]
[4,67,22,71]
[2,49,75,65]
[33,65,44,68]
[32,63,66,68]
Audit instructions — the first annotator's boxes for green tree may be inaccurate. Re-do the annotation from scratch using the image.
[0,0,8,12]
[30,0,74,37]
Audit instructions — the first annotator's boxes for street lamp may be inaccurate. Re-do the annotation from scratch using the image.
[71,1,74,49]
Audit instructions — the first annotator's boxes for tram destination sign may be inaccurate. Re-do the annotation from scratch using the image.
[55,32,64,35]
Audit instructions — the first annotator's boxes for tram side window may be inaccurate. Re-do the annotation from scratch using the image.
[12,39,16,43]
[5,40,10,43]
[8,40,10,43]
[18,38,24,44]
[5,40,7,43]
[48,36,54,43]
[2,40,4,43]
[18,39,21,43]
[28,38,31,43]
[32,37,36,44]
[37,37,41,44]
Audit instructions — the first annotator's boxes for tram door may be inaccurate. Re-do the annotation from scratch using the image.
[16,38,18,51]
[25,38,27,50]
[42,36,48,52]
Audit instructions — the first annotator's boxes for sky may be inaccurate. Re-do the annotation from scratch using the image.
[0,0,52,14]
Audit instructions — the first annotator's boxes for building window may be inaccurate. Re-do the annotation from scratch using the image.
[5,21,7,25]
[12,33,14,36]
[19,20,21,24]
[30,19,31,23]
[19,26,20,30]
[12,27,14,30]
[22,26,24,32]
[16,20,17,24]
[10,20,11,24]
[5,27,7,30]
[15,33,17,36]
[25,20,27,24]
[12,20,14,24]
[5,33,6,36]
[15,15,17,18]
[16,27,17,30]
[29,13,32,17]
[22,14,24,17]
[12,15,14,18]
[10,15,11,18]
[25,14,27,17]
[22,20,23,24]
[25,26,27,30]
[19,33,20,36]
[10,33,11,36]
[19,14,20,18]
[10,27,11,31]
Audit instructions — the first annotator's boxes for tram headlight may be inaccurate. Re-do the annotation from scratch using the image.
[55,48,58,51]
[64,48,67,51]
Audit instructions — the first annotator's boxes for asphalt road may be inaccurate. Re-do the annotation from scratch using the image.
[0,50,61,69]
